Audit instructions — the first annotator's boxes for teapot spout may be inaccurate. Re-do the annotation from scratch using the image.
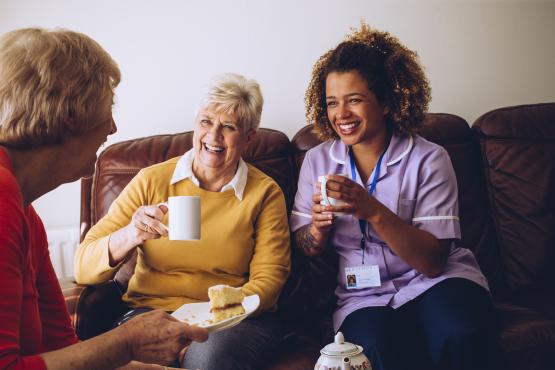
[342,357,351,370]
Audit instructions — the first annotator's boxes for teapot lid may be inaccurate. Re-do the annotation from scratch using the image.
[321,332,362,357]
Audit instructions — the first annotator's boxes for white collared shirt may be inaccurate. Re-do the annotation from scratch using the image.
[170,149,248,201]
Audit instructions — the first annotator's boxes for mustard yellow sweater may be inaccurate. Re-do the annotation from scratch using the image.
[74,157,291,313]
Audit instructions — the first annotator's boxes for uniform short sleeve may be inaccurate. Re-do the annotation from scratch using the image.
[290,151,315,232]
[410,146,461,240]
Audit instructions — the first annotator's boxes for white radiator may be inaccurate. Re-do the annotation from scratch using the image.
[46,227,80,279]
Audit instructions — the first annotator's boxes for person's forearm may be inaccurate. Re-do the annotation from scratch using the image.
[41,326,131,370]
[367,205,447,277]
[294,224,328,256]
[108,227,138,266]
[116,361,169,370]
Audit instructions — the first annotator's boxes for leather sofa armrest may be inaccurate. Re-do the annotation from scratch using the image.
[59,277,88,333]
[60,277,128,340]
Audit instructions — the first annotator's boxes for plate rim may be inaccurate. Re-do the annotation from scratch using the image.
[171,294,260,332]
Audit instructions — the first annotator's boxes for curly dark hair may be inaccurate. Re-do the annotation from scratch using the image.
[305,22,431,140]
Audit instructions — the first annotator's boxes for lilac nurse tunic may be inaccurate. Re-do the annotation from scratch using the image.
[290,132,489,332]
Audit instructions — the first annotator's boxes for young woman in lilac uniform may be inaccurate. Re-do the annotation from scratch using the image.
[290,23,494,370]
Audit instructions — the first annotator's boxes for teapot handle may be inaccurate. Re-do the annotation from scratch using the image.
[342,357,351,370]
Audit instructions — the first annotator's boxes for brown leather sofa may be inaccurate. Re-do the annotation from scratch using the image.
[62,103,555,370]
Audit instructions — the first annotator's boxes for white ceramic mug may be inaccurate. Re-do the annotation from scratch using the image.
[318,174,348,216]
[162,196,201,241]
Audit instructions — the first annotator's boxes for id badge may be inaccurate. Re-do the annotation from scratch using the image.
[345,265,381,289]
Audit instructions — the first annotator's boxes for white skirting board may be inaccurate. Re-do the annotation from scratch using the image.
[46,227,80,279]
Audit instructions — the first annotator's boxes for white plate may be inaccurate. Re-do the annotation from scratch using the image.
[171,294,260,333]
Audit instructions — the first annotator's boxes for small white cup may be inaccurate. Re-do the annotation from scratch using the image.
[318,174,348,216]
[163,196,201,241]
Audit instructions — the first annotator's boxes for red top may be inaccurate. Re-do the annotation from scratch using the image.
[0,148,78,369]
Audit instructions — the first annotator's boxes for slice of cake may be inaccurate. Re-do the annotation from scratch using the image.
[208,284,245,323]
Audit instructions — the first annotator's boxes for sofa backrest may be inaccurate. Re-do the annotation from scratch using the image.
[472,103,555,295]
[80,128,296,242]
[83,108,554,301]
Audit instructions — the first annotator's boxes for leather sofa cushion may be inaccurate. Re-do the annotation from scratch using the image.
[473,103,555,293]
[495,298,555,370]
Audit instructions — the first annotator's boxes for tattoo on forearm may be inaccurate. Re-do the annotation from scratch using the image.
[295,224,320,253]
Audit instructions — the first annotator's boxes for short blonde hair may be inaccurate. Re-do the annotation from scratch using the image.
[0,28,121,149]
[199,73,263,132]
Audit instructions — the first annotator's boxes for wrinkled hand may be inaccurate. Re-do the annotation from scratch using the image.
[319,174,379,221]
[107,203,170,265]
[124,204,169,246]
[117,361,198,370]
[120,310,208,366]
[115,361,179,369]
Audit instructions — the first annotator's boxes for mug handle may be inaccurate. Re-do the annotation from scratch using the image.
[320,177,331,206]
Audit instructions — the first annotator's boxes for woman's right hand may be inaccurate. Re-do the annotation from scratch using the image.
[125,204,169,245]
[294,184,336,256]
[310,191,334,243]
[108,204,169,265]
[41,309,207,370]
[120,310,208,366]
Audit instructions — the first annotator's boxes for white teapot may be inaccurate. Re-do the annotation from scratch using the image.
[314,332,372,370]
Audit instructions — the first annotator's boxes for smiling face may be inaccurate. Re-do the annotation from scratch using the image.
[192,105,254,178]
[325,70,389,147]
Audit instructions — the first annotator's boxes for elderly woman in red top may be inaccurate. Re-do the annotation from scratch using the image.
[0,28,207,370]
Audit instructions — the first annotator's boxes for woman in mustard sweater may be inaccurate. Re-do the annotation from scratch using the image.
[75,73,291,370]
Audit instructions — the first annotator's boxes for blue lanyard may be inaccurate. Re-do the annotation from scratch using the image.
[348,148,386,264]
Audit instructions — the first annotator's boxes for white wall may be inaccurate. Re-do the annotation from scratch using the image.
[1,0,554,232]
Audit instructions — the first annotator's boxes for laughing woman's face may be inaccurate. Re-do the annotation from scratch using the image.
[192,105,253,177]
[325,70,389,147]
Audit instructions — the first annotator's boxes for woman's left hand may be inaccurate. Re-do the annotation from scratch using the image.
[116,361,193,369]
[322,174,381,221]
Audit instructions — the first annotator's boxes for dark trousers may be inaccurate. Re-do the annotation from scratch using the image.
[339,278,495,370]
[115,307,284,370]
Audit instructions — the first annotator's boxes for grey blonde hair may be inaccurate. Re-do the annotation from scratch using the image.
[0,28,121,149]
[198,73,263,132]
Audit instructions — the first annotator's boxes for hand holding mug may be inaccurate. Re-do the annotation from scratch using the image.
[319,174,380,221]
[310,191,334,239]
[309,174,349,242]
[108,197,201,265]
[318,174,349,216]
[127,204,169,244]
[107,204,169,266]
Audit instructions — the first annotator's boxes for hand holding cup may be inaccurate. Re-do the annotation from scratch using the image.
[128,204,169,243]
[309,174,349,239]
[318,174,383,221]
[318,174,349,216]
